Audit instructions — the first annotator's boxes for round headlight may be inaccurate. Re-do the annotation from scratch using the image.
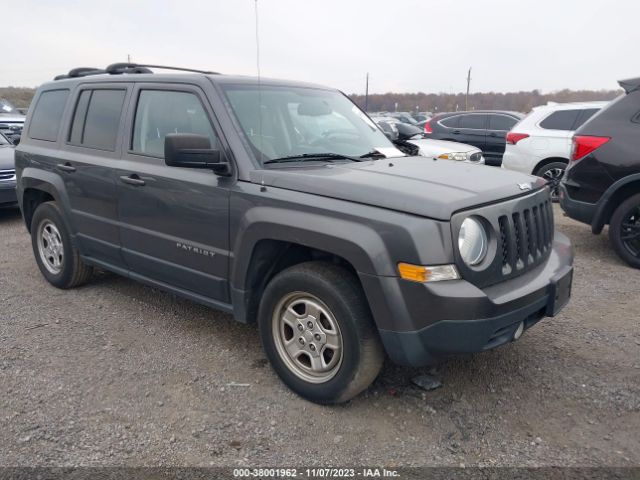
[458,217,488,266]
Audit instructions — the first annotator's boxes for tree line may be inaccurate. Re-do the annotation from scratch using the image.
[1,86,623,115]
[350,89,622,114]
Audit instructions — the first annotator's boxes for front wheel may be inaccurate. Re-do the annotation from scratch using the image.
[258,262,384,404]
[609,193,640,269]
[535,161,567,202]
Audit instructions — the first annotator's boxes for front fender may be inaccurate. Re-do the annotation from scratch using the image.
[231,206,392,288]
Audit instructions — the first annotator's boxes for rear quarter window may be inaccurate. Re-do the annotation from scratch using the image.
[539,109,581,131]
[28,89,70,141]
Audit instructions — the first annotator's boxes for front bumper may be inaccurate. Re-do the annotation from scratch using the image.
[361,233,574,366]
[0,182,17,206]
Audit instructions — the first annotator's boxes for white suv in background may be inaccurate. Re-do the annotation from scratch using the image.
[502,101,608,200]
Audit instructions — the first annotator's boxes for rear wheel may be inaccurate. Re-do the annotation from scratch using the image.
[609,193,640,269]
[31,201,93,288]
[258,262,384,404]
[535,161,567,202]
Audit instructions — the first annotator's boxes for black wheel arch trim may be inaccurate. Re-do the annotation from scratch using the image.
[591,173,640,234]
[19,167,76,233]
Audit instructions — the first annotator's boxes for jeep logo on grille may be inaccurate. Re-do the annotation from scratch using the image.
[518,183,532,191]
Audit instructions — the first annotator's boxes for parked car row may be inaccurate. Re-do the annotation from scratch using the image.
[0,132,17,208]
[0,98,26,144]
[421,110,523,166]
[370,115,484,164]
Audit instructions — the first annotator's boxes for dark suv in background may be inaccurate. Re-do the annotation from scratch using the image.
[560,77,640,268]
[423,111,523,166]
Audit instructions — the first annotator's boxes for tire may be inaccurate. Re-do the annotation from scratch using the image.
[609,193,640,269]
[534,161,567,202]
[258,261,384,404]
[30,201,93,288]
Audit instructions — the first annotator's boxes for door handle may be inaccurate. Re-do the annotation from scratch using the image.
[452,130,461,134]
[488,132,498,137]
[56,163,76,173]
[119,174,146,187]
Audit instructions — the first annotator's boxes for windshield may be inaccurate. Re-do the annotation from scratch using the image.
[221,84,401,163]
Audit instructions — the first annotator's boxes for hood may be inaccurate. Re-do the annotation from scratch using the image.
[252,157,545,220]
[407,138,480,156]
[0,145,15,170]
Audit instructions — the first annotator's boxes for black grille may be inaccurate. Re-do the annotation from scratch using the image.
[452,188,555,288]
[499,199,554,274]
[0,169,15,181]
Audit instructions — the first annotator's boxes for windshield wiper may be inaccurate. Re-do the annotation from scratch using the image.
[263,153,364,164]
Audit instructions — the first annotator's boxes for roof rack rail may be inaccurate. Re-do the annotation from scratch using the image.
[54,63,219,80]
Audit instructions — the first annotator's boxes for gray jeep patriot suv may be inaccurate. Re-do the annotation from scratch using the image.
[15,63,574,404]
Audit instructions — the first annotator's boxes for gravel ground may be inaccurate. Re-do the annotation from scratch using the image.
[0,205,639,467]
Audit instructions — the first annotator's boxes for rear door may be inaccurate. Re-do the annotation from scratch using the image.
[457,113,488,153]
[58,84,130,271]
[486,114,519,165]
[116,83,232,303]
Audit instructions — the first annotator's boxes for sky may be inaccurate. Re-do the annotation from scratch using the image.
[3,0,637,94]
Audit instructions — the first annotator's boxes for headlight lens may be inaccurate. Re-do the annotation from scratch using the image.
[437,152,468,161]
[458,217,488,266]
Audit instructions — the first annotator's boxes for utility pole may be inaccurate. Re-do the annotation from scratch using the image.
[127,54,131,63]
[365,72,369,112]
[465,67,472,111]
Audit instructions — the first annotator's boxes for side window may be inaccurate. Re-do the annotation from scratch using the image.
[440,116,459,128]
[29,89,69,141]
[539,110,580,131]
[459,114,487,129]
[573,108,599,130]
[69,89,126,151]
[132,90,218,158]
[489,114,518,131]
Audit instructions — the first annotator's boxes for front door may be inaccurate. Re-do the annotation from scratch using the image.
[116,85,231,303]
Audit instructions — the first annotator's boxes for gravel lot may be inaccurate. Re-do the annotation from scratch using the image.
[1,205,639,467]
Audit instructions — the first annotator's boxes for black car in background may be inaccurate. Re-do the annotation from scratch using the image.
[560,77,640,269]
[423,110,523,166]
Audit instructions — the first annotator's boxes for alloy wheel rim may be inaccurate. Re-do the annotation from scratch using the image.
[37,220,64,275]
[272,292,343,384]
[620,205,640,258]
[542,167,565,200]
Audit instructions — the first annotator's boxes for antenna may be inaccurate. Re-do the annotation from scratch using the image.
[254,0,264,163]
[365,72,369,112]
[465,67,472,111]
[254,0,261,79]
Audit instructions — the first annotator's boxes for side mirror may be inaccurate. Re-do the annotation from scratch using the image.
[11,135,20,146]
[164,133,230,175]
